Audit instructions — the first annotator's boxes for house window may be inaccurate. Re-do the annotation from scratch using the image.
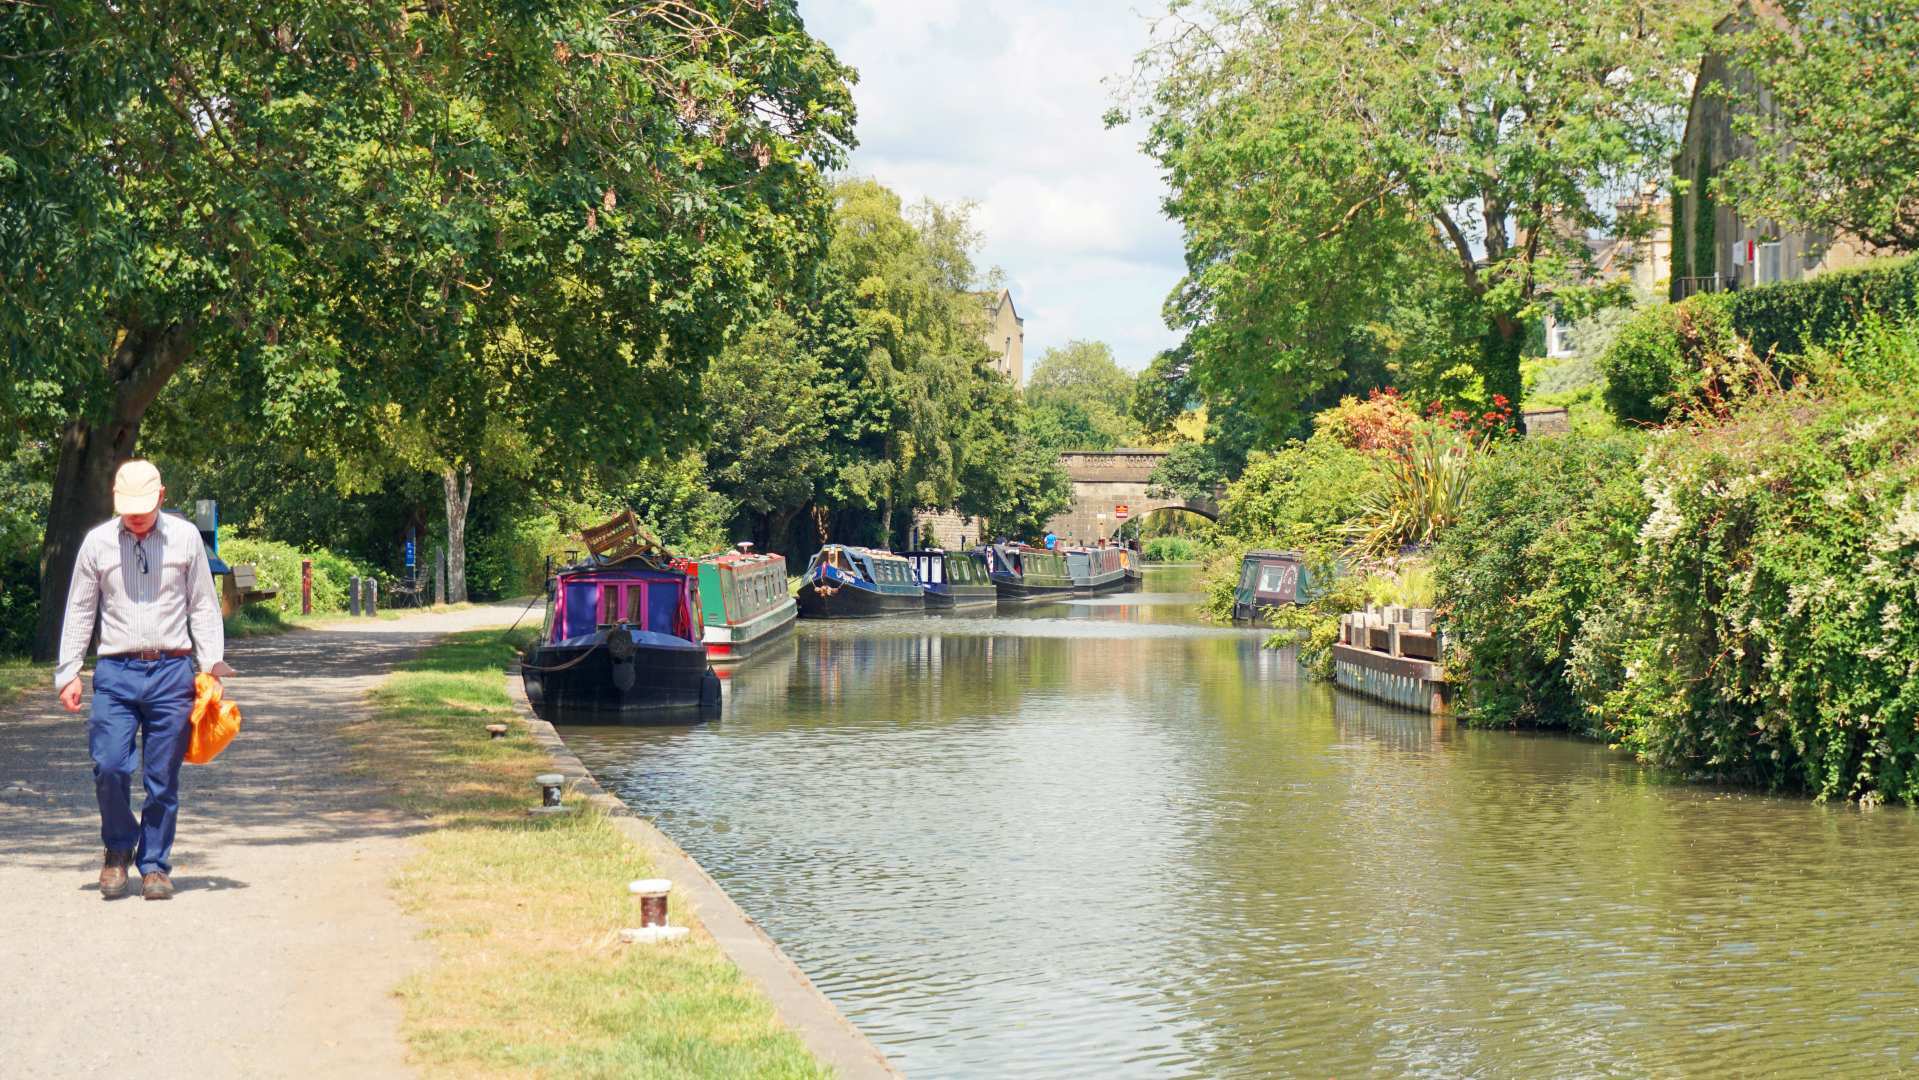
[1756,241,1785,284]
[1547,317,1576,358]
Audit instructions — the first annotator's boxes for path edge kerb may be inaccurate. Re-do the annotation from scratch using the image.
[503,672,902,1080]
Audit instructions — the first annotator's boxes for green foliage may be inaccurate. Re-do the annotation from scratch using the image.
[1027,398,1122,453]
[1026,341,1140,450]
[1216,436,1385,546]
[217,534,372,618]
[1434,433,1649,732]
[1715,0,1919,251]
[1123,0,1707,440]
[1346,425,1485,558]
[1599,257,1919,423]
[1600,385,1919,802]
[1145,442,1226,504]
[1693,155,1716,289]
[703,312,832,528]
[0,439,52,655]
[1671,186,1690,282]
[1599,302,1698,423]
[1141,536,1203,563]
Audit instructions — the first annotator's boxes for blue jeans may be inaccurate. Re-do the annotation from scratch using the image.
[89,656,195,875]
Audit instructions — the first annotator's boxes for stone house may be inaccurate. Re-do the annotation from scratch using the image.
[1669,1,1873,300]
[981,287,1023,383]
[1544,194,1673,358]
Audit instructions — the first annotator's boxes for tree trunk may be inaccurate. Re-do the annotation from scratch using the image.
[442,464,473,604]
[32,324,193,661]
[1479,319,1527,434]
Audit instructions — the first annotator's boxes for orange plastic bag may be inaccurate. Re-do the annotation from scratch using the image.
[185,672,242,765]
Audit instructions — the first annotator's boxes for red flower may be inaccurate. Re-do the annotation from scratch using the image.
[1491,393,1510,408]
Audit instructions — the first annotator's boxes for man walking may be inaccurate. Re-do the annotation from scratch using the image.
[55,460,233,900]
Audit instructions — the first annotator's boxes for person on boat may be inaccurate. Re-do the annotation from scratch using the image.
[1044,532,1057,550]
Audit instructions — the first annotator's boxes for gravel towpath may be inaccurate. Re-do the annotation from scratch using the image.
[0,602,529,1079]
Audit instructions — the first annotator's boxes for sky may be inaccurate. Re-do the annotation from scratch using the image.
[796,1,1184,378]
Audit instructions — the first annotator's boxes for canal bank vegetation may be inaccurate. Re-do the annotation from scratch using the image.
[350,630,827,1078]
[1210,292,1919,803]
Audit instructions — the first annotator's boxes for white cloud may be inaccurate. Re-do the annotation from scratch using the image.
[798,0,1185,375]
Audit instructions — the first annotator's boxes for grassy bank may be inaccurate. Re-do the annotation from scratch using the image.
[350,630,825,1078]
[1,657,48,702]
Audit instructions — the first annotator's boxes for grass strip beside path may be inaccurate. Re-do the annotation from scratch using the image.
[351,630,827,1079]
[1,657,49,702]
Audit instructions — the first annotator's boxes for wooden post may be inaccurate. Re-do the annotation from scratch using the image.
[300,559,313,616]
[433,547,446,606]
[365,577,378,616]
[348,577,362,617]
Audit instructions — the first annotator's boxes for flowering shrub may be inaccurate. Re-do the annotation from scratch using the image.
[1315,388,1418,452]
[1596,385,1919,802]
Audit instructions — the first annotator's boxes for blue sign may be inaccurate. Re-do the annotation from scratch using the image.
[405,539,416,568]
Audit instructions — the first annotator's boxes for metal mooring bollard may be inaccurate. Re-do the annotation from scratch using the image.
[621,879,688,944]
[527,773,573,816]
[485,723,508,740]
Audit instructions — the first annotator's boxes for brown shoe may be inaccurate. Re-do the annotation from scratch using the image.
[99,850,132,900]
[141,870,174,901]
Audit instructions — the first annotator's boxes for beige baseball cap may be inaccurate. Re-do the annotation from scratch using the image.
[112,459,163,516]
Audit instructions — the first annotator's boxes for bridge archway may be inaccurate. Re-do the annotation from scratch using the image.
[1046,450,1221,545]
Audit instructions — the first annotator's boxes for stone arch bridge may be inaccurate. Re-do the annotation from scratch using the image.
[912,449,1218,548]
[1046,450,1218,544]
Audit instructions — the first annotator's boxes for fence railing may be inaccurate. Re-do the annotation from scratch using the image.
[1674,274,1724,300]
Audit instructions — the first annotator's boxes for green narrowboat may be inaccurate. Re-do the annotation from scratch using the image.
[697,546,798,664]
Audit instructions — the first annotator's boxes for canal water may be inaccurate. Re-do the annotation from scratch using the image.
[559,568,1919,1077]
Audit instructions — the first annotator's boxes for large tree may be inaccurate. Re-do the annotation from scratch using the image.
[1123,0,1709,436]
[1025,339,1141,450]
[1714,0,1919,251]
[2,0,852,649]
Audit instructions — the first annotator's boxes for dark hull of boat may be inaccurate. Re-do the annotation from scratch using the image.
[925,585,998,611]
[1073,570,1128,594]
[797,581,926,619]
[992,575,1076,601]
[521,638,719,722]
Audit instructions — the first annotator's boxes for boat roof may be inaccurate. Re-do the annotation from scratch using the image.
[1244,549,1305,561]
[556,555,689,579]
[821,544,908,563]
[705,550,784,569]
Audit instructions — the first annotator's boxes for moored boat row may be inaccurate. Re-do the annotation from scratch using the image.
[521,510,1153,721]
[799,541,1136,617]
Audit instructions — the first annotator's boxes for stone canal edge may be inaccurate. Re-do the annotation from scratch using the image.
[504,674,902,1080]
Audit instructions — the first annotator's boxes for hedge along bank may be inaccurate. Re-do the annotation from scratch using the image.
[1433,432,1648,735]
[1431,375,1919,803]
[1595,384,1919,804]
[1597,254,1919,424]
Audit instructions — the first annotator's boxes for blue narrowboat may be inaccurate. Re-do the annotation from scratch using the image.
[797,545,927,618]
[904,549,997,611]
[521,555,721,720]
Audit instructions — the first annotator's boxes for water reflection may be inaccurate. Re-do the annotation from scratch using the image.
[561,568,1919,1077]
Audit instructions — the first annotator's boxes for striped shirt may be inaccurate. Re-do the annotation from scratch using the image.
[54,513,226,688]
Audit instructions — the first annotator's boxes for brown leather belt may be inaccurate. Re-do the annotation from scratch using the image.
[103,648,193,661]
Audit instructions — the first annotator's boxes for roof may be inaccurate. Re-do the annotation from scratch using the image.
[822,544,908,563]
[981,287,1021,323]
